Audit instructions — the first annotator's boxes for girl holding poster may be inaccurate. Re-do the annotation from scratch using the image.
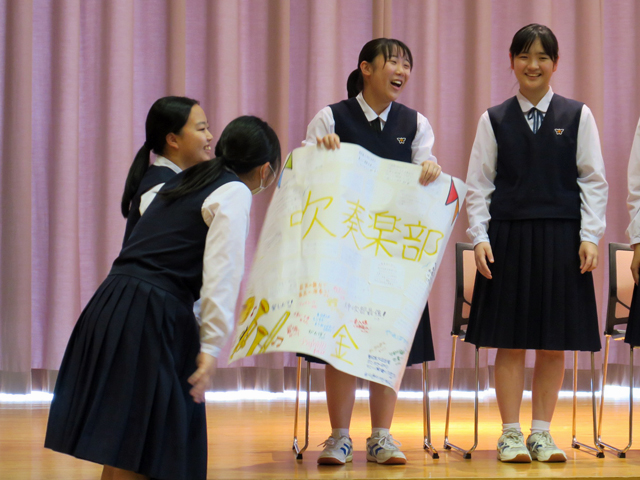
[304,37,440,465]
[465,24,607,463]
[45,113,280,480]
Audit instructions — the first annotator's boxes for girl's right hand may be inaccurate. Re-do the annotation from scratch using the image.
[474,242,494,279]
[316,134,341,150]
[631,244,640,285]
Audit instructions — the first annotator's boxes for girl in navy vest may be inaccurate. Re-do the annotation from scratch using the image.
[465,24,607,463]
[304,38,441,466]
[45,114,281,480]
[121,96,211,244]
[625,117,640,343]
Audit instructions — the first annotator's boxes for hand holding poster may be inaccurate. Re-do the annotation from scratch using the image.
[228,143,466,391]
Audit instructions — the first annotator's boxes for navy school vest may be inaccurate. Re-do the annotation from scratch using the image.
[488,94,583,221]
[122,165,177,245]
[330,97,417,162]
[111,169,241,305]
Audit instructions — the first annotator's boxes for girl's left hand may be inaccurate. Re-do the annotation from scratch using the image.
[188,352,218,403]
[579,241,598,274]
[419,161,442,186]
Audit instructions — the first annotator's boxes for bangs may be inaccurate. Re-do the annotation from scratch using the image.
[510,24,559,62]
[380,40,413,69]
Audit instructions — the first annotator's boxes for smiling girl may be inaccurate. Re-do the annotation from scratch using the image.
[465,24,608,463]
[121,96,213,244]
[303,38,440,466]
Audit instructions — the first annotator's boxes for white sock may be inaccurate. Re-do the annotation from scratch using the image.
[531,420,551,434]
[371,427,390,438]
[332,428,349,439]
[502,422,521,434]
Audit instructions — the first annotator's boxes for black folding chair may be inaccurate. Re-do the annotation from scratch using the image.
[443,242,479,459]
[292,336,439,458]
[596,243,634,458]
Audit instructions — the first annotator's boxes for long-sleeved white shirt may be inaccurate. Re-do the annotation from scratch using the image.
[303,92,438,165]
[141,174,252,358]
[626,117,640,245]
[465,87,608,246]
[138,156,182,214]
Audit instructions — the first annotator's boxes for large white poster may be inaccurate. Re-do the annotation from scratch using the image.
[228,144,466,391]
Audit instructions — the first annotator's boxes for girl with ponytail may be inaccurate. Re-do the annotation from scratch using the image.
[303,38,440,466]
[120,95,212,243]
[46,115,281,480]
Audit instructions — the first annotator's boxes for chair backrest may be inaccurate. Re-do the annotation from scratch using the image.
[605,242,634,336]
[452,242,476,336]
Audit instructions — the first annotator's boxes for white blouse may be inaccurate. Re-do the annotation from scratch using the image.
[138,156,182,214]
[465,87,608,246]
[303,92,438,166]
[140,169,252,358]
[626,117,640,244]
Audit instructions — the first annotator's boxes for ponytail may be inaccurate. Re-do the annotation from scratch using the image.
[121,143,152,217]
[161,115,281,200]
[346,69,363,99]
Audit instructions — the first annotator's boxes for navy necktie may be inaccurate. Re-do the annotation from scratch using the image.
[527,107,543,134]
[370,117,381,133]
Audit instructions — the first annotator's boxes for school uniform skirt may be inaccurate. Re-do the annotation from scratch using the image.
[298,303,434,366]
[625,285,640,347]
[44,274,207,480]
[465,219,601,351]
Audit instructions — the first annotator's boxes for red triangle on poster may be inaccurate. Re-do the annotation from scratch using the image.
[445,179,458,205]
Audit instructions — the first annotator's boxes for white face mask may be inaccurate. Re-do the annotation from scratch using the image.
[251,164,276,195]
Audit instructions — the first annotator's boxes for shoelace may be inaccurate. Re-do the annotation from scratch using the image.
[374,434,402,450]
[501,430,525,447]
[318,437,337,448]
[530,431,555,448]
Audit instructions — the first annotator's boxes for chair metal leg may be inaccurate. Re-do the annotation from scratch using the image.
[443,337,477,459]
[597,342,633,458]
[292,358,311,459]
[443,336,457,451]
[571,351,605,457]
[422,361,439,459]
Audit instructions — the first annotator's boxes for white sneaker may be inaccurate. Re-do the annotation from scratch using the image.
[317,435,353,465]
[366,432,407,465]
[497,429,532,463]
[526,431,567,462]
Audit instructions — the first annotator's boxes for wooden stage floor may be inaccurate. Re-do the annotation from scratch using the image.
[1,392,639,479]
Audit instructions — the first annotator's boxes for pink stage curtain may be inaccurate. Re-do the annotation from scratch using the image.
[1,0,639,394]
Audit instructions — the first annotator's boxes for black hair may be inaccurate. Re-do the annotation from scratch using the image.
[121,96,199,217]
[509,23,559,63]
[346,38,414,98]
[160,115,281,200]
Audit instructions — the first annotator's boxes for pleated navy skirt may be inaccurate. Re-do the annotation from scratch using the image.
[45,274,207,480]
[626,285,640,347]
[465,219,601,352]
[299,302,434,366]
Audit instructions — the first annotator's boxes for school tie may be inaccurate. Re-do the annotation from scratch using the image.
[370,117,382,133]
[527,107,543,134]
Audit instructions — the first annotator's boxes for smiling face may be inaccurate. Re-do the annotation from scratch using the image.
[510,37,558,105]
[172,104,213,167]
[361,49,412,114]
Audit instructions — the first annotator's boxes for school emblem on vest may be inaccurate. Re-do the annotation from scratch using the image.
[397,137,406,144]
[554,129,564,135]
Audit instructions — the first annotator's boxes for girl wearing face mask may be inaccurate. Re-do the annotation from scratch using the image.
[45,114,281,480]
[465,24,607,463]
[303,37,441,466]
